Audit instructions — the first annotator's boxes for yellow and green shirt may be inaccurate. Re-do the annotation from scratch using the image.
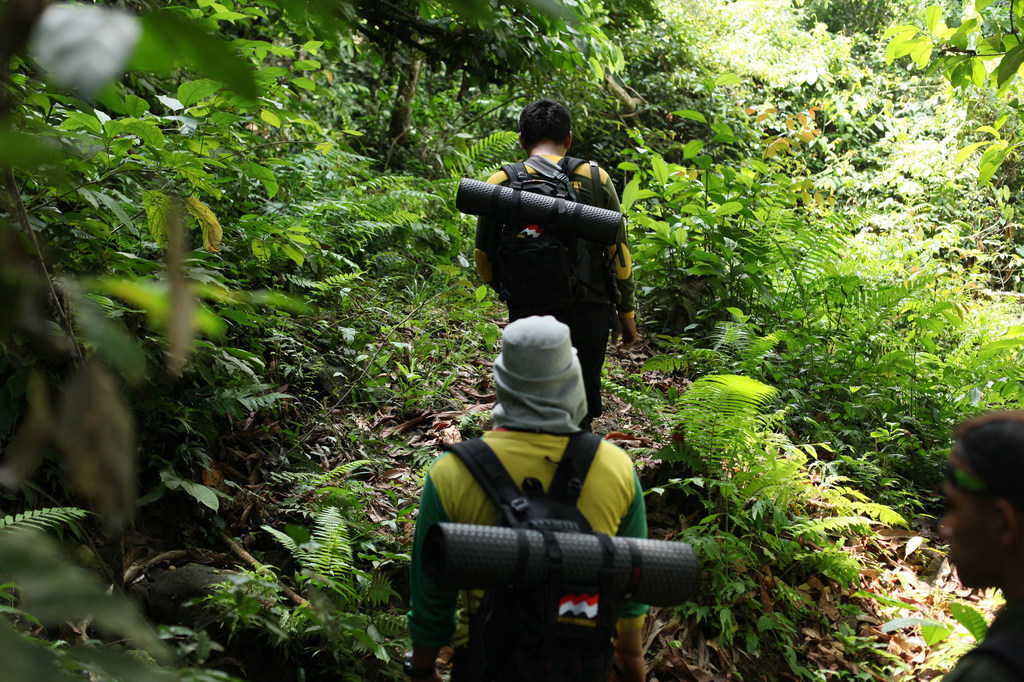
[473,155,637,319]
[408,429,648,648]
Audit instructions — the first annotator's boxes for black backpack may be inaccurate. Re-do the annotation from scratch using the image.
[493,156,618,315]
[445,432,624,682]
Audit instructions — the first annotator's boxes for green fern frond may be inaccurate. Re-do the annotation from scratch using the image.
[678,374,778,455]
[308,507,354,580]
[262,524,303,560]
[0,507,89,538]
[444,131,519,178]
[792,515,875,536]
[734,455,806,504]
[309,459,373,488]
[641,354,687,373]
[812,547,862,585]
[363,571,395,606]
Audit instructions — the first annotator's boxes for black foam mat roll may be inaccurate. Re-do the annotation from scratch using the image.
[423,522,700,606]
[456,178,622,245]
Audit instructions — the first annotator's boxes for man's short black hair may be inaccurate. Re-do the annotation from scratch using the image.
[954,411,1024,509]
[519,99,571,150]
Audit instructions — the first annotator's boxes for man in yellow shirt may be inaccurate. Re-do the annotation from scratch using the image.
[474,99,638,432]
[406,316,648,681]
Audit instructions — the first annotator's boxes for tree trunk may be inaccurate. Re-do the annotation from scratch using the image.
[389,56,422,146]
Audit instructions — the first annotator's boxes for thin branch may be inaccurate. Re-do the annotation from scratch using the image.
[3,168,85,365]
[220,532,309,607]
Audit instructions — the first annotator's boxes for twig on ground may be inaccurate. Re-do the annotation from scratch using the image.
[219,531,308,606]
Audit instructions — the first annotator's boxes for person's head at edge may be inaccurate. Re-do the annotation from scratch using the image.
[490,315,587,434]
[941,410,1024,602]
[519,99,572,154]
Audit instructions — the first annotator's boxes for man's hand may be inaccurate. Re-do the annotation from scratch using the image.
[613,316,638,349]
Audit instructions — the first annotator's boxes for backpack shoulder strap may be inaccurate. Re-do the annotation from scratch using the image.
[446,439,531,526]
[547,432,602,507]
[972,629,1024,676]
[503,161,529,189]
[588,160,606,207]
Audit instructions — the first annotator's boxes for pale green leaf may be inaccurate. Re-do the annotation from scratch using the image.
[950,602,988,642]
[621,177,640,211]
[672,109,707,124]
[260,109,282,128]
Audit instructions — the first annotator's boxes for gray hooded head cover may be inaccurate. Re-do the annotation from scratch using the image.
[490,315,586,434]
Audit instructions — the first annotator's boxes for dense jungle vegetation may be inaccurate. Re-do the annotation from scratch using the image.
[3,0,1024,679]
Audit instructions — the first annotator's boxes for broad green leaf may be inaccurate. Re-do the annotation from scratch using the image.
[260,109,282,128]
[143,190,171,245]
[62,111,103,136]
[179,480,219,511]
[882,24,920,40]
[673,109,707,124]
[106,119,165,149]
[880,617,952,646]
[651,156,669,185]
[210,10,248,22]
[997,42,1024,87]
[971,58,987,87]
[950,602,988,642]
[683,140,704,160]
[123,94,150,117]
[621,177,640,211]
[177,79,222,107]
[247,162,279,198]
[954,141,988,164]
[978,144,1009,185]
[252,240,271,262]
[921,621,953,646]
[910,38,934,67]
[480,322,500,346]
[290,76,316,90]
[281,243,305,266]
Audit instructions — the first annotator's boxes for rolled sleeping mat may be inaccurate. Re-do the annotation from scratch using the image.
[423,522,700,606]
[456,178,622,245]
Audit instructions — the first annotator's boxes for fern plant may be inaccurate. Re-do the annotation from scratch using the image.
[0,507,89,540]
[674,373,778,470]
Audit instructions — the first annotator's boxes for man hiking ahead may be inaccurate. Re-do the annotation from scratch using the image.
[474,99,638,432]
[405,316,648,682]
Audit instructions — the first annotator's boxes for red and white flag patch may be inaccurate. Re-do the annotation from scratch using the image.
[557,593,599,620]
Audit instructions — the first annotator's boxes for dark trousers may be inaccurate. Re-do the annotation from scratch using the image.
[509,302,612,431]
